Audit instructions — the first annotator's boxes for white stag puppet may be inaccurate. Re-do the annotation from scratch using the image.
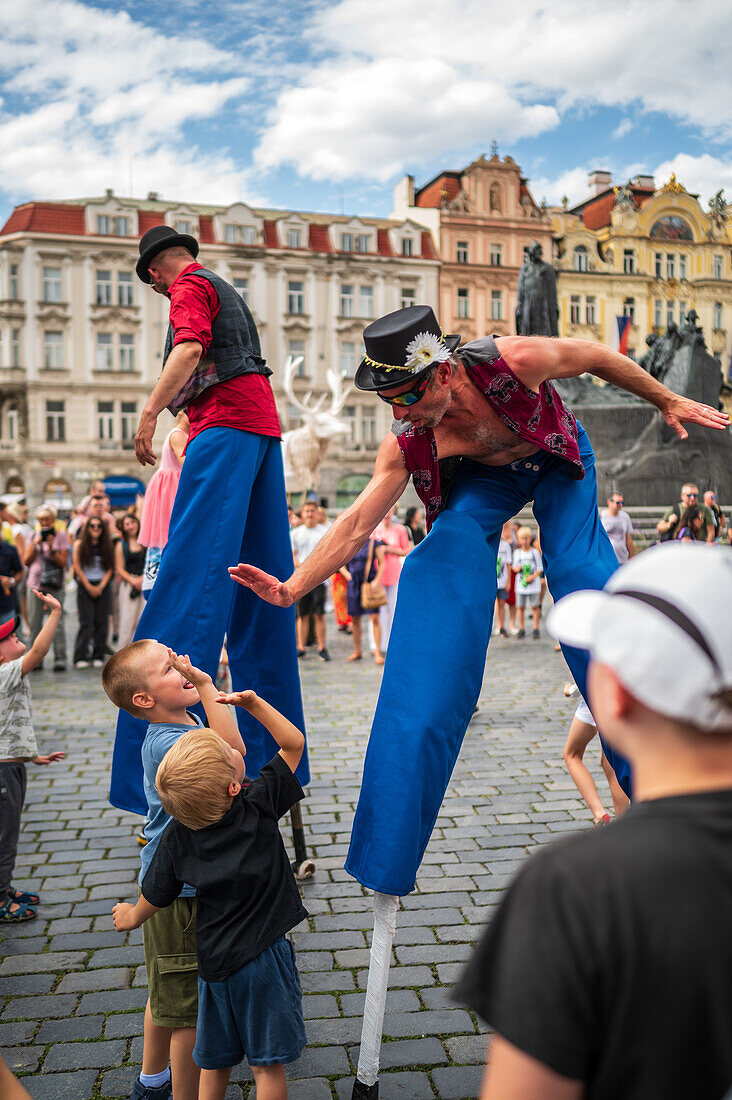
[281,355,353,494]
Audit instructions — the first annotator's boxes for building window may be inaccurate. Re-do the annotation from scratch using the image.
[10,330,20,369]
[361,407,377,447]
[666,253,675,279]
[623,297,635,324]
[287,228,301,249]
[224,224,256,245]
[288,339,306,376]
[654,252,663,278]
[713,301,723,329]
[42,266,62,302]
[174,219,192,235]
[570,295,581,324]
[401,237,414,257]
[679,254,687,281]
[43,331,64,370]
[98,400,114,445]
[340,233,354,252]
[678,301,687,325]
[340,342,358,377]
[356,234,370,253]
[622,249,635,275]
[232,278,249,303]
[120,401,137,449]
[340,284,355,317]
[585,296,596,325]
[654,299,663,327]
[287,281,304,315]
[6,402,17,444]
[118,271,134,306]
[666,302,674,327]
[457,288,469,319]
[96,333,113,371]
[96,215,111,235]
[713,255,723,280]
[490,289,503,321]
[342,404,357,446]
[456,241,469,264]
[490,244,502,266]
[46,400,65,442]
[96,270,112,305]
[119,334,136,372]
[573,246,589,272]
[400,287,416,309]
[9,264,19,300]
[114,216,131,236]
[359,286,374,318]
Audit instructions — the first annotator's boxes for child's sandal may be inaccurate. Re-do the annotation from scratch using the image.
[0,895,37,923]
[7,886,40,905]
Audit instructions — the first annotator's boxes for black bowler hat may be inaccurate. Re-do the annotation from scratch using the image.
[135,225,200,282]
[355,305,460,392]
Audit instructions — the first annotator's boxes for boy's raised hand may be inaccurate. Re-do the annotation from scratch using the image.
[33,752,65,765]
[215,689,258,711]
[30,589,61,613]
[167,649,211,688]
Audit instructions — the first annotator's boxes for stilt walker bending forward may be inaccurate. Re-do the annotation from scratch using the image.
[231,305,728,1096]
[110,226,308,815]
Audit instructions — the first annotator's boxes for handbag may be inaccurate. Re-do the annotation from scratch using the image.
[39,543,64,591]
[360,540,387,611]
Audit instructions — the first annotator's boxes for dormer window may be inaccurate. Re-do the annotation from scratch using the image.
[174,219,193,235]
[224,224,257,245]
[341,233,354,252]
[287,228,302,249]
[356,234,370,253]
[574,245,589,272]
[97,215,111,235]
[114,216,130,236]
[401,237,414,257]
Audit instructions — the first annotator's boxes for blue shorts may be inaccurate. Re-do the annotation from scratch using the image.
[193,936,306,1070]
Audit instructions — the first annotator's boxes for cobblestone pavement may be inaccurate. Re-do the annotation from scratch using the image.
[1,616,610,1099]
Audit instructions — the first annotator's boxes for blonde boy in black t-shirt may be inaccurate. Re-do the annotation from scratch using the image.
[113,691,307,1100]
[455,544,732,1100]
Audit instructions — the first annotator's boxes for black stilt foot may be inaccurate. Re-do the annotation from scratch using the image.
[352,1078,378,1099]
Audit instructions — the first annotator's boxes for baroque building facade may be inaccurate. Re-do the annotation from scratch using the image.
[0,191,439,508]
[551,171,732,367]
[392,150,553,342]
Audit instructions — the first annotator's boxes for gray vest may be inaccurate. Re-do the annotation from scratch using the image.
[163,267,271,414]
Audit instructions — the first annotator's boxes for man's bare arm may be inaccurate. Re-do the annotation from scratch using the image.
[480,1034,583,1100]
[229,433,409,606]
[135,341,202,466]
[497,336,730,440]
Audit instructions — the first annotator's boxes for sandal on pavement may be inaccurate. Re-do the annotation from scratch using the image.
[0,895,37,922]
[6,886,40,905]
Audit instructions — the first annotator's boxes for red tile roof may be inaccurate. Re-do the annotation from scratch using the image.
[263,221,279,248]
[574,187,656,230]
[1,202,86,236]
[377,228,394,257]
[420,231,437,261]
[415,173,461,208]
[198,215,215,245]
[309,225,333,252]
[137,210,162,236]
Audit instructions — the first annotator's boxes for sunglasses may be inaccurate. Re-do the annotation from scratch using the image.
[377,370,434,408]
[88,523,103,530]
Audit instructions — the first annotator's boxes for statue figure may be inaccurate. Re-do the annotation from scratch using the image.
[708,189,726,227]
[515,241,558,337]
[280,356,353,493]
[639,333,659,375]
[682,308,705,346]
[612,182,636,211]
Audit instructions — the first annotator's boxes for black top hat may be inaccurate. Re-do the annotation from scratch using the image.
[136,225,200,282]
[355,305,460,392]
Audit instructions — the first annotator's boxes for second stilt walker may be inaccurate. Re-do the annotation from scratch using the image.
[230,305,729,1097]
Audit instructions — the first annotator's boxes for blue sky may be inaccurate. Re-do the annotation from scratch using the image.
[1,0,731,226]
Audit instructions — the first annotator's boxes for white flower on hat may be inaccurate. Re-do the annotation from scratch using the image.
[404,331,449,372]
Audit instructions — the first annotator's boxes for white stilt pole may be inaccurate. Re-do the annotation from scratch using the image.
[352,891,399,1099]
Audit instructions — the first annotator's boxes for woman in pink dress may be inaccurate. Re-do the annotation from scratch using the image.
[372,506,411,653]
[139,412,189,598]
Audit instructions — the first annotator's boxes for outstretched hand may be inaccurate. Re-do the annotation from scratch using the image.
[215,689,258,710]
[32,752,65,765]
[30,589,61,613]
[228,564,295,608]
[661,394,730,440]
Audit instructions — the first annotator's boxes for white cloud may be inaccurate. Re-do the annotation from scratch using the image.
[530,167,592,208]
[612,119,634,140]
[0,0,253,206]
[652,153,732,204]
[254,0,732,182]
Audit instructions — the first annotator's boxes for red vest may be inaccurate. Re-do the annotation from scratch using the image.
[396,338,584,530]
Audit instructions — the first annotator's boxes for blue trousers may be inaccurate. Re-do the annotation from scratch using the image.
[110,428,308,815]
[345,424,627,896]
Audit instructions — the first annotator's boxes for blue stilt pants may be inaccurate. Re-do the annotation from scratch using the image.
[110,428,308,815]
[345,424,626,896]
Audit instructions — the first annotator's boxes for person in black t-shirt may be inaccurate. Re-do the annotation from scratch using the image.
[113,691,307,1100]
[454,543,732,1100]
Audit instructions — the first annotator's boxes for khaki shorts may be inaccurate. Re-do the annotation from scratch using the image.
[142,894,198,1028]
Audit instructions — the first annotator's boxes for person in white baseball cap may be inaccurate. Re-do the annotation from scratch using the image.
[454,542,732,1100]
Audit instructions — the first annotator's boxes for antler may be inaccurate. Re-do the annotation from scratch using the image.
[283,355,313,415]
[326,368,353,415]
